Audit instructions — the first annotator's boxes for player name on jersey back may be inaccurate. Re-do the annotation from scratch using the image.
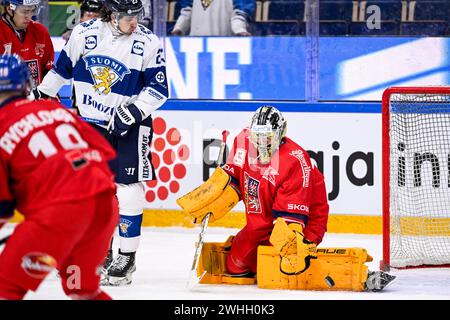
[0,108,76,154]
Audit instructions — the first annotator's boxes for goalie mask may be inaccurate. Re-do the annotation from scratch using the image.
[250,105,287,165]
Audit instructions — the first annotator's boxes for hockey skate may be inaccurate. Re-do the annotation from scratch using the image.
[365,271,396,292]
[105,250,136,286]
[99,250,114,286]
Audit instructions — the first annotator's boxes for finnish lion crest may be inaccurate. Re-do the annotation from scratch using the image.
[119,218,132,235]
[93,67,116,95]
[83,55,130,95]
[201,0,213,10]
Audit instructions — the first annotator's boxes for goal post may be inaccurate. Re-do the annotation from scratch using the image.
[381,86,450,271]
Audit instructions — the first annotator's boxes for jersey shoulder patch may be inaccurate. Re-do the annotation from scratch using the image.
[79,18,98,29]
[73,18,101,37]
[72,19,102,50]
[134,25,158,43]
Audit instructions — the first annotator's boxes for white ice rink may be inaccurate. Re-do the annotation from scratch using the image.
[1,224,449,300]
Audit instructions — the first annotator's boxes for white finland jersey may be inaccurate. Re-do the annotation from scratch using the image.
[38,19,169,125]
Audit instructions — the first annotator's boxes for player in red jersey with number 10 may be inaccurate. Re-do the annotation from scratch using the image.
[0,54,118,300]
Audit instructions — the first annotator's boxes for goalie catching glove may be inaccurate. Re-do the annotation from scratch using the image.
[269,218,317,275]
[176,167,239,223]
[108,104,143,137]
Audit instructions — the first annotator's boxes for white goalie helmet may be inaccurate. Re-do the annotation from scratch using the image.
[249,105,287,164]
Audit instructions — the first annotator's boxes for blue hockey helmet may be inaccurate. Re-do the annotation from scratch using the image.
[3,0,41,18]
[6,0,40,5]
[0,54,30,92]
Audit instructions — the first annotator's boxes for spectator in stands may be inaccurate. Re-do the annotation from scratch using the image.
[62,0,103,42]
[171,0,255,36]
[139,0,152,28]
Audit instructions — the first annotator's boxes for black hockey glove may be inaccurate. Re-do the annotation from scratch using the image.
[108,103,143,137]
[31,88,50,100]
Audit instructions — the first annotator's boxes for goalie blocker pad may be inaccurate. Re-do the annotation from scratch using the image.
[197,238,372,291]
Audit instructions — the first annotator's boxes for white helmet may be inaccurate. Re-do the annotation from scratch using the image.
[249,105,287,164]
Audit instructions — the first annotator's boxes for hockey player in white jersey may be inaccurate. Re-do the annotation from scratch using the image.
[34,0,169,286]
[171,0,255,36]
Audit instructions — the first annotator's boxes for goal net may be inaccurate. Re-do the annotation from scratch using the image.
[381,86,450,270]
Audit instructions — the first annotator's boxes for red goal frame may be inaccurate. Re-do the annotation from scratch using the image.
[381,86,450,271]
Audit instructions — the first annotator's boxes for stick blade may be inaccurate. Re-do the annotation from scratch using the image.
[186,270,207,290]
[186,214,211,290]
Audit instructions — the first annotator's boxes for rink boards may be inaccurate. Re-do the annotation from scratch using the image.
[143,101,382,233]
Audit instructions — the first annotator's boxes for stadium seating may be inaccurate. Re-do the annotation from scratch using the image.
[358,0,405,21]
[253,21,303,36]
[411,1,449,21]
[401,20,449,36]
[166,0,449,36]
[252,21,350,36]
[319,0,356,21]
[319,21,349,35]
[350,20,400,35]
[265,1,304,21]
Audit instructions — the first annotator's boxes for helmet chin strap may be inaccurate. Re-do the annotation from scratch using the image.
[4,5,19,29]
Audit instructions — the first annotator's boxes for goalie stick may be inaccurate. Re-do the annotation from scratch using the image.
[186,130,229,289]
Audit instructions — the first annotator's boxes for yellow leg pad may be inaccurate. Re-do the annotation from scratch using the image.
[197,236,256,285]
[257,246,372,291]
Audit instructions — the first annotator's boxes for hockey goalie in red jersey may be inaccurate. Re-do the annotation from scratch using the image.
[0,54,118,300]
[219,105,329,276]
[0,0,54,88]
[178,105,396,292]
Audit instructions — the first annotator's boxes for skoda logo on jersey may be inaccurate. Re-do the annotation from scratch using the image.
[85,35,97,50]
[83,55,130,95]
[131,40,144,56]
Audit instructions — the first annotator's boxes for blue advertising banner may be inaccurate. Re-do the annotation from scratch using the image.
[54,36,450,105]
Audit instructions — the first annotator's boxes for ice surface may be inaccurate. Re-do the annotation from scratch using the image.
[0,224,449,300]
